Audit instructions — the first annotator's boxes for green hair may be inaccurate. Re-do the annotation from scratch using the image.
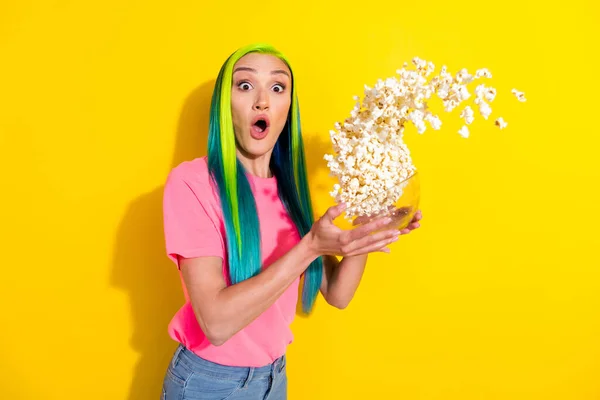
[207,43,322,314]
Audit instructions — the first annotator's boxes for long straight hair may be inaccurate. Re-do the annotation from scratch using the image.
[206,43,322,314]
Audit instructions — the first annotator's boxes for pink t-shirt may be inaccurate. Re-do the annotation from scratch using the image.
[162,156,301,367]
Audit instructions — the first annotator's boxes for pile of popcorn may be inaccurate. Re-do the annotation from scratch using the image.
[324,57,526,220]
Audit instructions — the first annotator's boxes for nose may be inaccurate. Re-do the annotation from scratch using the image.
[253,89,269,111]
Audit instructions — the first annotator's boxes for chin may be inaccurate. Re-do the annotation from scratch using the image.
[239,140,277,159]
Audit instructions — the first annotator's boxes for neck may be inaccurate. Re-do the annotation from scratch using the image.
[235,148,274,178]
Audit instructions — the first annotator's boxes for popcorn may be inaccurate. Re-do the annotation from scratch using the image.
[495,117,508,129]
[475,98,492,120]
[325,58,526,219]
[512,88,526,102]
[476,68,492,79]
[456,68,474,84]
[425,112,442,130]
[460,106,475,125]
[476,84,497,102]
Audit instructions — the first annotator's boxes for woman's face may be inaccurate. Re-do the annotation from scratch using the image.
[230,53,292,161]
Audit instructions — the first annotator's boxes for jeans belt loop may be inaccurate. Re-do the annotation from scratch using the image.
[242,367,254,388]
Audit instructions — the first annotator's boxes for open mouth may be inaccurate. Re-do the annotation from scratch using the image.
[254,119,268,132]
[251,115,270,138]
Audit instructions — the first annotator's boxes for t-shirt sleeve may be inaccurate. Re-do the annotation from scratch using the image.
[162,168,225,268]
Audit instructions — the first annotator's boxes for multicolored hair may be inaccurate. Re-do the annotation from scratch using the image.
[206,43,322,314]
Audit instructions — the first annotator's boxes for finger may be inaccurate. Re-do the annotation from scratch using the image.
[346,235,399,256]
[342,228,399,254]
[406,222,421,231]
[343,216,393,243]
[325,203,346,221]
[398,220,421,235]
[372,243,393,254]
[406,211,421,224]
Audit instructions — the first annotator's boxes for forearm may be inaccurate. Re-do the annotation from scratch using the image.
[323,254,368,309]
[203,235,318,345]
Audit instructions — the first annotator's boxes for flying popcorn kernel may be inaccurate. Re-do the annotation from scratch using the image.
[512,88,526,102]
[475,98,492,120]
[460,106,475,125]
[495,117,508,129]
[456,68,474,84]
[325,57,526,219]
[475,68,492,78]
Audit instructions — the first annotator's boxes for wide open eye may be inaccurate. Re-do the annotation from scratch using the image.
[272,84,286,93]
[238,81,253,91]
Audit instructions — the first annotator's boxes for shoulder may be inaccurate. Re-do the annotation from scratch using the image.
[164,156,223,212]
[165,156,212,189]
[164,156,215,202]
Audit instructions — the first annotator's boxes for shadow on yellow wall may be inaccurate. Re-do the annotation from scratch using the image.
[110,78,332,399]
[111,79,214,399]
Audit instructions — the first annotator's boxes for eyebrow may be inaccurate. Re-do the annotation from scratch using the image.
[233,66,290,78]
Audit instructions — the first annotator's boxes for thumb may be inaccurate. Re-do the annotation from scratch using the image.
[325,203,347,222]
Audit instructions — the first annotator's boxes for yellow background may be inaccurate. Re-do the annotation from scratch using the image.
[1,1,599,399]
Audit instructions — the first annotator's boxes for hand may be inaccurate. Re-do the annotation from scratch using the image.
[306,203,401,257]
[399,209,422,235]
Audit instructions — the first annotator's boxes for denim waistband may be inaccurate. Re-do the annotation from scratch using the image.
[174,344,286,381]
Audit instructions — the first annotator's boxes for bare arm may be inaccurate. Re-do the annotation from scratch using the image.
[181,204,408,346]
[320,254,370,309]
[180,234,318,346]
[317,213,398,310]
[319,210,423,309]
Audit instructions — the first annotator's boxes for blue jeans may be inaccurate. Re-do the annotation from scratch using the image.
[161,344,287,400]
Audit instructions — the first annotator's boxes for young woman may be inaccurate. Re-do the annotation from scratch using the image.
[161,43,422,399]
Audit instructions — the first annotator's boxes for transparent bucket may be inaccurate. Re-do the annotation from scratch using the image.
[335,171,420,232]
